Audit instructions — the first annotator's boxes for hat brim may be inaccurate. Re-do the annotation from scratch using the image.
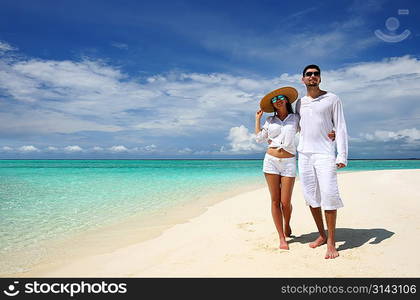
[259,86,298,113]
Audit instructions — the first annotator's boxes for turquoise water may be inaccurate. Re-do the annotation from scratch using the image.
[0,159,265,275]
[342,159,420,172]
[0,159,419,275]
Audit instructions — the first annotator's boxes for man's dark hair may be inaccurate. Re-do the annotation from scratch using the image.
[302,64,321,76]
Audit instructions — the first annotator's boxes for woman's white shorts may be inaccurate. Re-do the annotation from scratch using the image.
[263,153,296,177]
[297,152,344,210]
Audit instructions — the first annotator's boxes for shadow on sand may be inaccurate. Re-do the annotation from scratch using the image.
[288,228,395,251]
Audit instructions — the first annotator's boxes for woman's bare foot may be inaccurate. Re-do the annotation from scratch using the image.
[279,239,289,250]
[309,235,327,248]
[325,244,339,259]
[285,224,292,237]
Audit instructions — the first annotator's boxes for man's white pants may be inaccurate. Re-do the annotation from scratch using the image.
[298,152,344,210]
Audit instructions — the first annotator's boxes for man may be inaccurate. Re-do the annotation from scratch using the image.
[295,64,348,259]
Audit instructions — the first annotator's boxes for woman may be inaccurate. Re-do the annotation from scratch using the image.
[255,87,334,250]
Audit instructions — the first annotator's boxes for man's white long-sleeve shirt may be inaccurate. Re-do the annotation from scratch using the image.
[295,92,348,166]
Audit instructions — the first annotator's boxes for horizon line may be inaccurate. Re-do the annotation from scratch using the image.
[0,158,419,161]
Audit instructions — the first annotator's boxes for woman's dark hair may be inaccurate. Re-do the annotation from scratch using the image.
[302,64,321,76]
[273,96,294,116]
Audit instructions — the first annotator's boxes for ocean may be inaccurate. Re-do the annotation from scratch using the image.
[1,159,419,275]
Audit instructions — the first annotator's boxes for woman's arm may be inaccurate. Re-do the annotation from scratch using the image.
[255,110,269,143]
[255,109,263,134]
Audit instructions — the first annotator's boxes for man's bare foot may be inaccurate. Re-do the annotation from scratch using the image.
[325,244,339,259]
[285,224,292,237]
[309,236,327,248]
[279,239,289,250]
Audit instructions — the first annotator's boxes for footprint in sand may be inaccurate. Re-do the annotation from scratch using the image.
[237,222,255,232]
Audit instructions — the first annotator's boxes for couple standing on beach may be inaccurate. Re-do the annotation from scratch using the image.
[255,64,348,259]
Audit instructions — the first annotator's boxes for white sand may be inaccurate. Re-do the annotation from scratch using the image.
[22,169,420,277]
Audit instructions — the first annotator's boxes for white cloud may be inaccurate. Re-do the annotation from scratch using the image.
[46,146,58,151]
[0,110,122,135]
[0,49,281,137]
[19,145,40,152]
[198,15,378,63]
[109,145,128,152]
[0,41,17,52]
[178,147,193,154]
[143,144,157,152]
[0,57,159,113]
[226,125,262,153]
[92,146,104,151]
[360,128,420,142]
[1,146,13,151]
[64,145,83,152]
[111,42,128,50]
[1,57,266,136]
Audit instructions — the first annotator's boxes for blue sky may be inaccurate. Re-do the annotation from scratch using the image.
[0,0,419,159]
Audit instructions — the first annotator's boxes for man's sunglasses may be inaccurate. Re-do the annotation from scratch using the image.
[271,95,288,103]
[305,71,320,77]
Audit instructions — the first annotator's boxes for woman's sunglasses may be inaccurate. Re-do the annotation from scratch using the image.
[271,95,288,103]
[304,71,320,77]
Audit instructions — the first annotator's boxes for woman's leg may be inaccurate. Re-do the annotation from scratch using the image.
[264,173,288,250]
[280,176,295,237]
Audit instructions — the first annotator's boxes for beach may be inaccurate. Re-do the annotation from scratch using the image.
[18,168,420,278]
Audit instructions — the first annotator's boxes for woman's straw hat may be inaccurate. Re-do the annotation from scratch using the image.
[259,86,298,113]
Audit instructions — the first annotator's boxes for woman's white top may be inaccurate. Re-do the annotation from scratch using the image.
[255,113,299,155]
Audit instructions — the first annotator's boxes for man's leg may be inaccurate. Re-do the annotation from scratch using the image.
[314,154,343,259]
[324,210,339,259]
[298,153,326,247]
[309,206,327,248]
